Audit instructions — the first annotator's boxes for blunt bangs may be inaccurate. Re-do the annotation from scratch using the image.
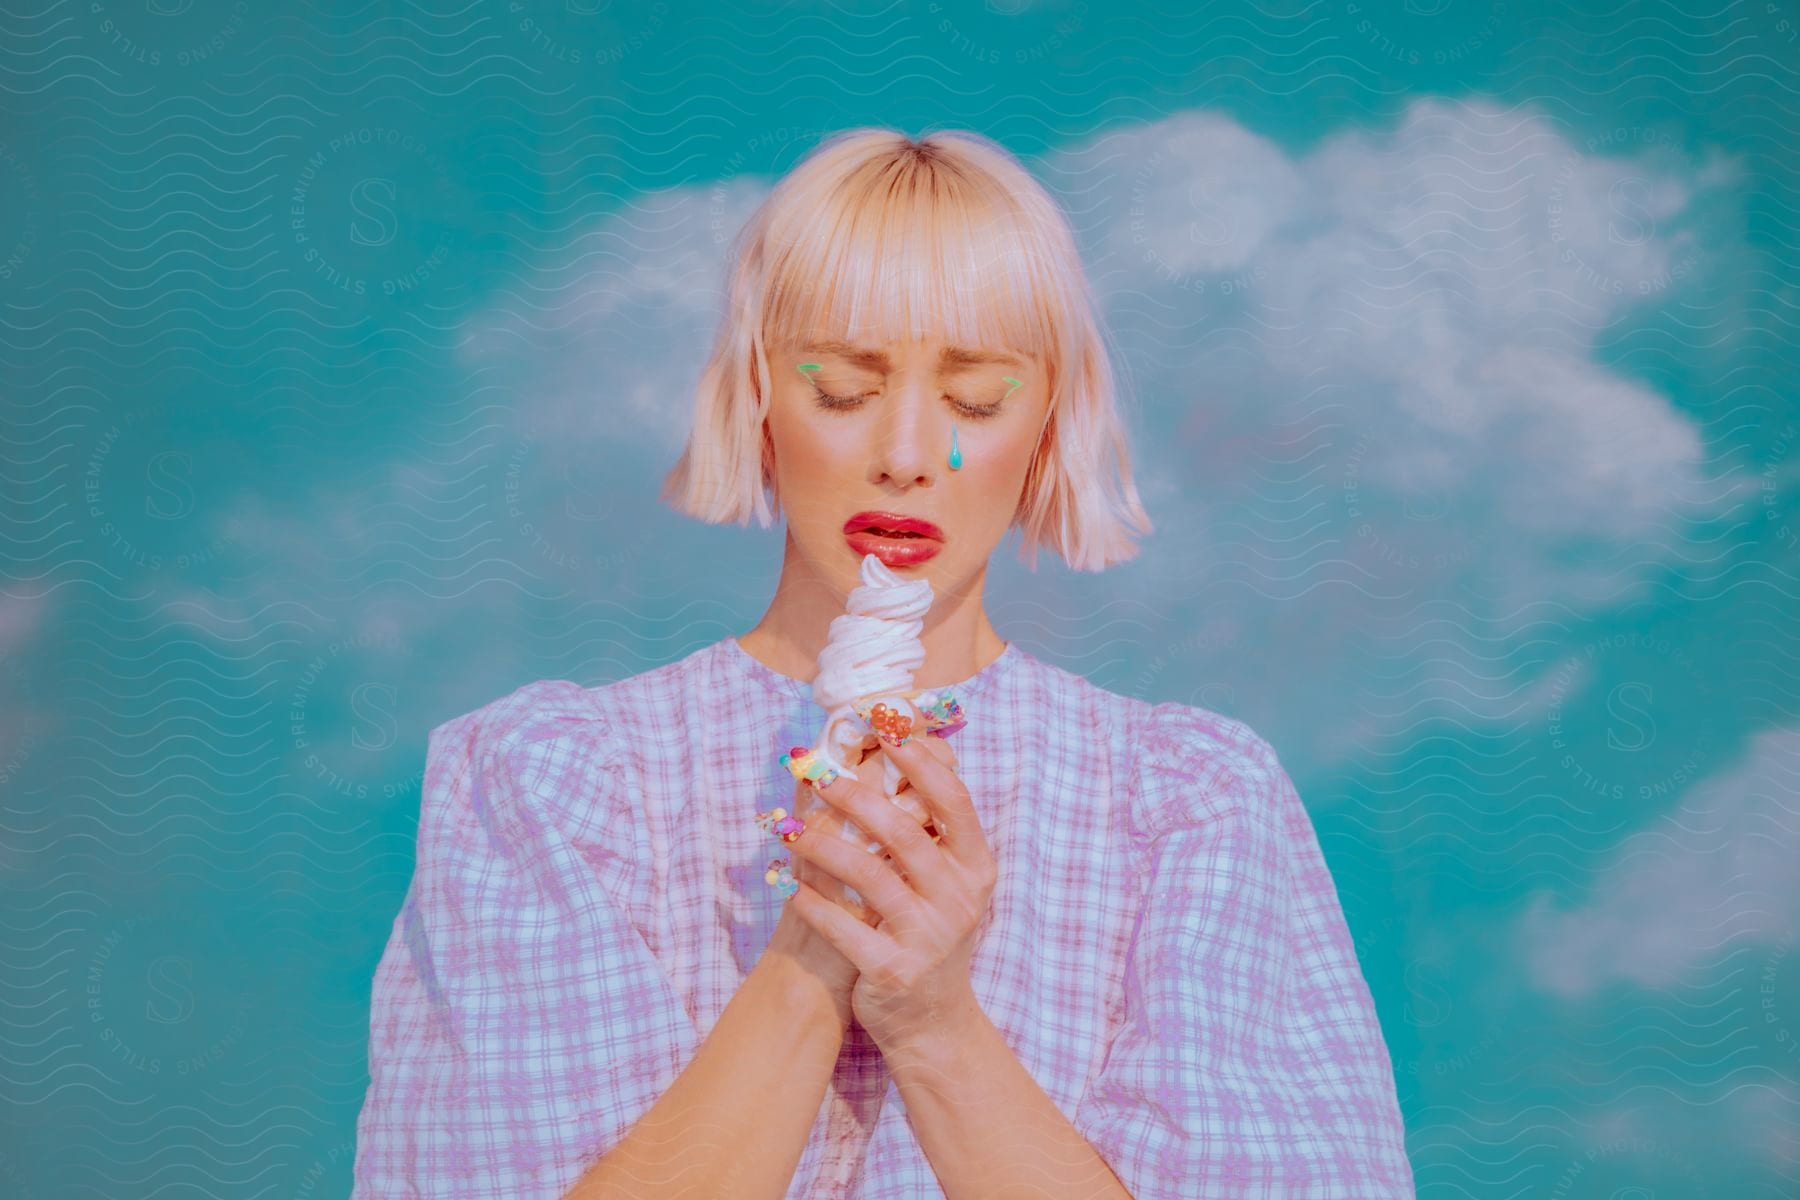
[758,161,1056,368]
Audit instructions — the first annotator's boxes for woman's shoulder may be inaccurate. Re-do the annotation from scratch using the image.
[430,678,610,763]
[1127,699,1291,839]
[1017,651,1280,775]
[428,643,725,774]
[1007,651,1290,842]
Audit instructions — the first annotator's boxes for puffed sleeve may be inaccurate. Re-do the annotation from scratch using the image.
[1071,702,1415,1198]
[352,680,700,1198]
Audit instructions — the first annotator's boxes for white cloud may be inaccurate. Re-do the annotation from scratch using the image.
[454,181,755,453]
[1517,724,1800,998]
[1032,96,1737,762]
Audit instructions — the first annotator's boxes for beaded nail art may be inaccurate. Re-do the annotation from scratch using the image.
[857,700,915,748]
[913,689,966,738]
[764,856,798,899]
[778,744,842,791]
[753,806,805,843]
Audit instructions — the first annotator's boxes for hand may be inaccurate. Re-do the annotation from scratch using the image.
[763,765,874,1033]
[785,696,998,1058]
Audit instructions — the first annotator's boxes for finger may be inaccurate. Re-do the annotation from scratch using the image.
[789,806,918,926]
[888,733,955,780]
[792,747,934,850]
[798,799,880,926]
[788,878,892,972]
[796,858,875,927]
[816,756,934,855]
[814,768,949,901]
[923,730,959,772]
[857,695,983,863]
[860,744,944,843]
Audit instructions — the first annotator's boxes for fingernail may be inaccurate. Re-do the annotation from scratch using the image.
[754,806,806,843]
[856,697,915,748]
[764,856,798,898]
[914,689,967,738]
[779,744,843,790]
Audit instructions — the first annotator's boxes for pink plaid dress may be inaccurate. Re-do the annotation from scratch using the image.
[352,636,1415,1198]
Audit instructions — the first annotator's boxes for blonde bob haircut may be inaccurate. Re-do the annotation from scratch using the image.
[660,126,1153,572]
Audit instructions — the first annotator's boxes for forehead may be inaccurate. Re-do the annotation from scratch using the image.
[796,340,1027,372]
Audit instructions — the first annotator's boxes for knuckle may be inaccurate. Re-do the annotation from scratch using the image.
[870,961,905,990]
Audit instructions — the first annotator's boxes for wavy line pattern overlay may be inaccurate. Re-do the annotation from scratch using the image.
[2,0,1796,1195]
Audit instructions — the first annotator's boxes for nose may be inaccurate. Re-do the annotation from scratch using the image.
[870,372,937,490]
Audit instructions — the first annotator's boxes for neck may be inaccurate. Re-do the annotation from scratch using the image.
[738,527,1007,691]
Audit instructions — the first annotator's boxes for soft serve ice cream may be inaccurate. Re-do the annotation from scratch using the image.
[811,552,931,798]
[774,552,965,906]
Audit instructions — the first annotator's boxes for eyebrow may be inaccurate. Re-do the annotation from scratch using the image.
[800,341,1026,371]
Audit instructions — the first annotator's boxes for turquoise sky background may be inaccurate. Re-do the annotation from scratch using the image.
[3,1,1797,1195]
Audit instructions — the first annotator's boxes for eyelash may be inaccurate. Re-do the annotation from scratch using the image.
[809,387,1004,422]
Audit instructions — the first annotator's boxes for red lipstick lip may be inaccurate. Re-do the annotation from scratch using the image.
[844,529,942,567]
[842,511,945,540]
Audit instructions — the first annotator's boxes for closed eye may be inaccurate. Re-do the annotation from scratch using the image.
[810,387,1004,422]
[810,387,874,412]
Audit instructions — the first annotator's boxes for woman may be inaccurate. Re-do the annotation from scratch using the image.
[352,129,1415,1198]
